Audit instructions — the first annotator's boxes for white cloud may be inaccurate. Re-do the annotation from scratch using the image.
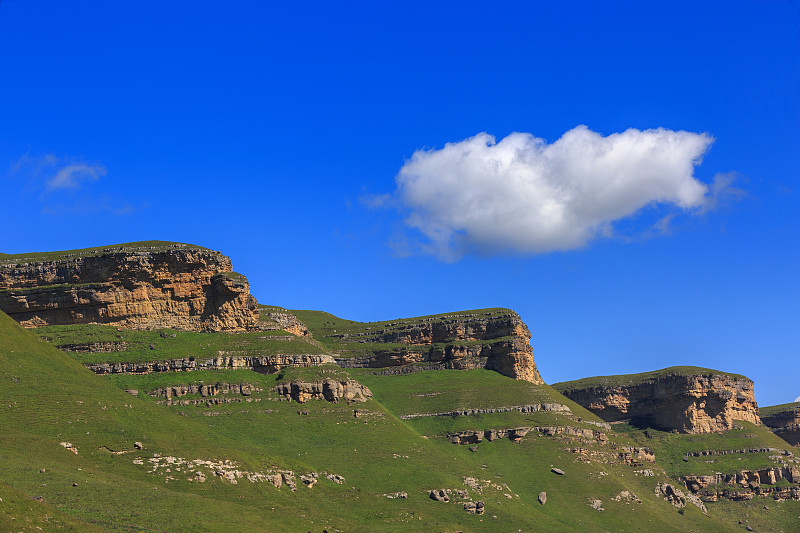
[394,125,727,259]
[795,395,800,403]
[7,152,136,215]
[47,162,106,190]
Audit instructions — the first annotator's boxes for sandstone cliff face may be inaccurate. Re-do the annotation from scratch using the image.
[274,379,372,403]
[761,404,800,446]
[556,371,760,434]
[0,243,258,332]
[331,311,543,384]
[262,311,311,337]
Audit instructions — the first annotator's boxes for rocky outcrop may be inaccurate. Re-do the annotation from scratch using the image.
[261,310,311,337]
[447,425,609,445]
[58,341,128,353]
[332,311,543,383]
[400,403,569,420]
[150,382,261,399]
[274,379,372,403]
[681,466,800,503]
[555,369,761,434]
[761,403,800,446]
[0,242,258,332]
[87,354,336,375]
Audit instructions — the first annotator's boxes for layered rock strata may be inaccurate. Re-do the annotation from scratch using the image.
[150,382,261,399]
[0,242,258,332]
[399,403,569,420]
[555,369,760,434]
[332,311,543,383]
[447,425,611,444]
[274,379,372,403]
[261,310,311,337]
[87,354,336,375]
[681,465,800,502]
[760,403,800,446]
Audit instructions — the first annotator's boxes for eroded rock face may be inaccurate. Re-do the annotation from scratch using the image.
[87,354,336,375]
[334,311,543,384]
[761,404,800,446]
[274,379,372,403]
[556,372,760,434]
[0,244,258,332]
[262,311,311,337]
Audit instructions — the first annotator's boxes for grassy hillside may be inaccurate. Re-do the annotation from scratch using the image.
[1,310,751,531]
[34,323,326,364]
[555,366,749,390]
[0,240,212,264]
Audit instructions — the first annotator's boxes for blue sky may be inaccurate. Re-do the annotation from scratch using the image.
[1,1,798,405]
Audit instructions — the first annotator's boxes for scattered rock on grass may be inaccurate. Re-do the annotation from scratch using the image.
[463,501,485,515]
[429,489,449,502]
[538,492,547,505]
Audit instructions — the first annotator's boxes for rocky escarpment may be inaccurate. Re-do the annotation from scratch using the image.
[680,463,800,502]
[274,379,372,403]
[554,368,760,434]
[261,309,311,337]
[0,242,258,332]
[330,311,543,384]
[760,403,800,446]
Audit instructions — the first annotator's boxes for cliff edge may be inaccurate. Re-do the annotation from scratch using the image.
[293,308,544,383]
[0,241,259,332]
[554,366,760,434]
[761,402,800,446]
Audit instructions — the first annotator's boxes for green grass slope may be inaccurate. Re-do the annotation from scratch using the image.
[4,308,788,532]
[0,240,212,264]
[34,323,326,365]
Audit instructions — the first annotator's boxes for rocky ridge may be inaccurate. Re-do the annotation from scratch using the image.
[555,369,761,434]
[760,403,800,446]
[0,242,259,332]
[328,311,543,384]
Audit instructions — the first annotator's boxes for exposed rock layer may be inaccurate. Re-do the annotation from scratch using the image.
[333,311,543,384]
[87,354,336,375]
[399,403,570,420]
[681,465,800,502]
[446,425,611,444]
[262,311,311,337]
[556,371,760,434]
[0,243,258,332]
[274,379,372,403]
[761,404,800,446]
[150,382,261,399]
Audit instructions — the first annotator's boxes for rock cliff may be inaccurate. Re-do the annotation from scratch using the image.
[554,368,760,434]
[760,403,800,446]
[321,310,543,384]
[274,379,372,403]
[0,242,259,332]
